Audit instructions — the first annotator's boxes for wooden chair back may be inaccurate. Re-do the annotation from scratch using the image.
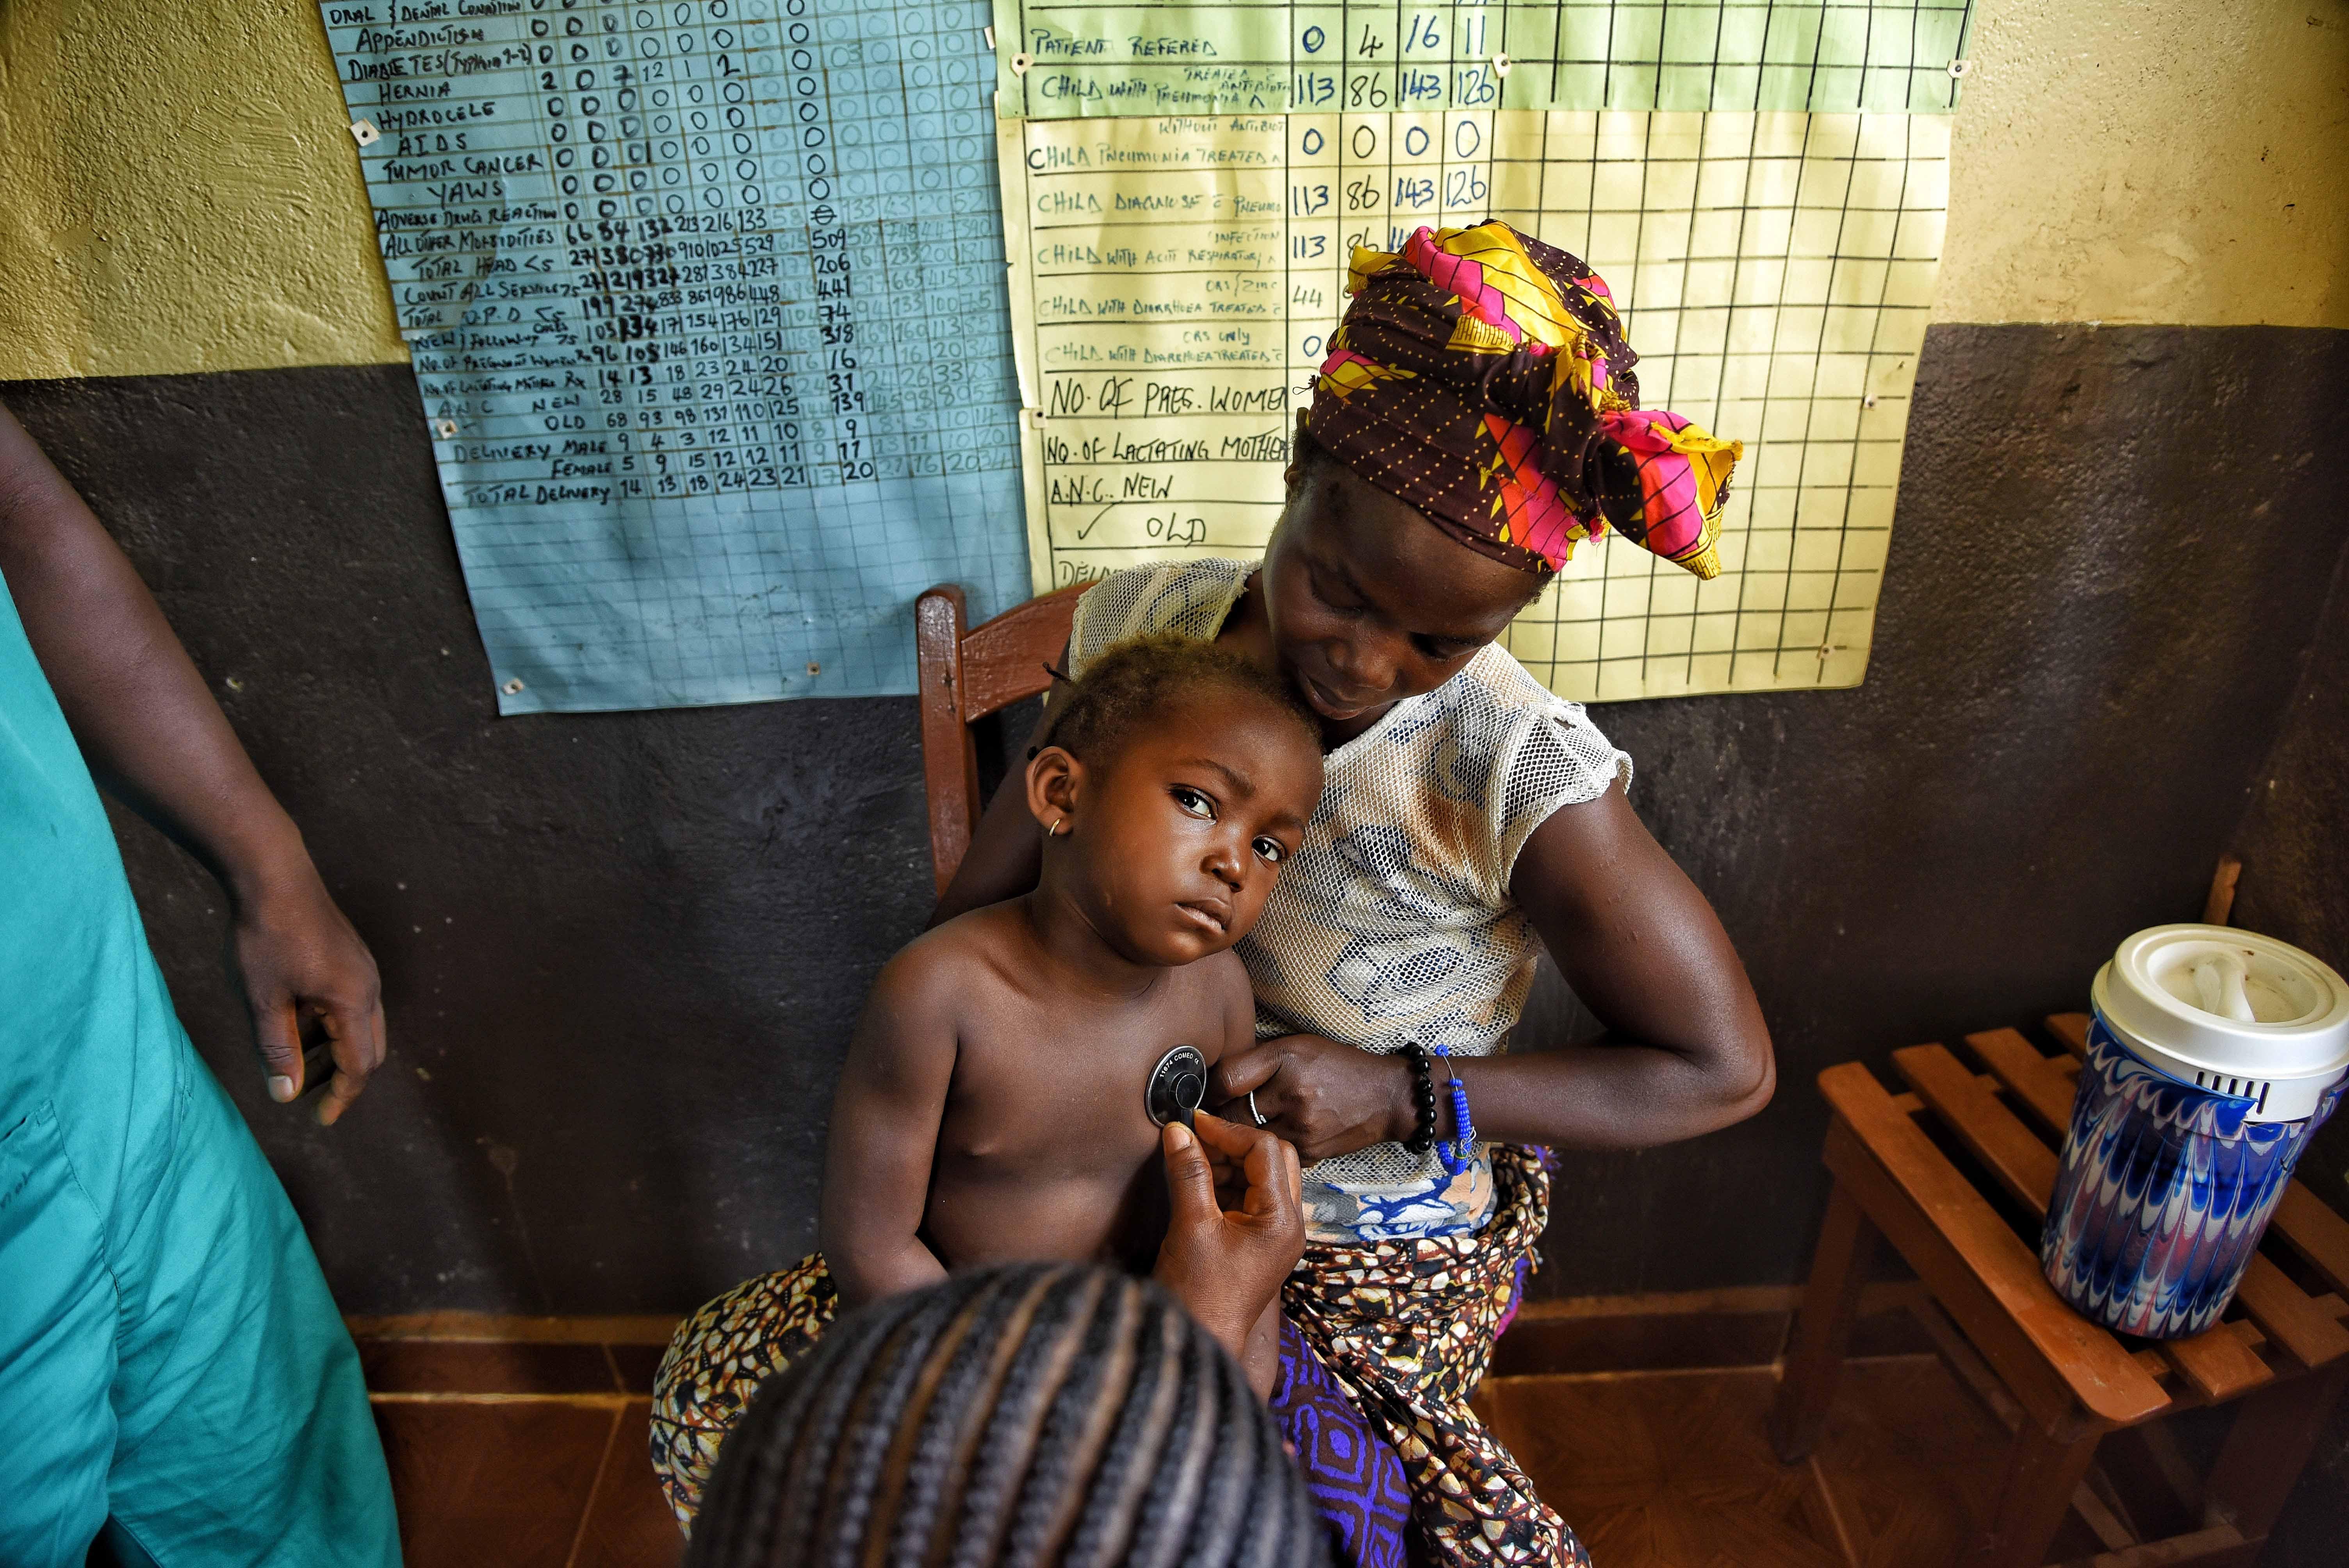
[914,581,1094,894]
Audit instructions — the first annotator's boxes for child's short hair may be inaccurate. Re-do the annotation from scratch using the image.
[1038,633,1318,768]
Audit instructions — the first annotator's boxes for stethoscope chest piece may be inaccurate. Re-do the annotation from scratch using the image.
[1147,1045,1207,1129]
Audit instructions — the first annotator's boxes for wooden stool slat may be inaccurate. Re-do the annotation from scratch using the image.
[2046,1012,2093,1058]
[1898,1046,2274,1402]
[2229,1255,2349,1369]
[1893,1044,2058,1208]
[2158,1324,2279,1405]
[1824,1118,2101,1431]
[2271,1184,2349,1300]
[1818,1064,2171,1426]
[2042,1522,2248,1568]
[1888,1071,2007,1123]
[1968,1028,2082,1135]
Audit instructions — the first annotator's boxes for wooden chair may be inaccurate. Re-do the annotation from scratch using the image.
[1768,1011,2349,1567]
[913,581,1094,895]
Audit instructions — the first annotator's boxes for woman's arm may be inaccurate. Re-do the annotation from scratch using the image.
[924,642,1068,928]
[0,402,387,1123]
[1213,783,1772,1156]
[1458,780,1774,1145]
[816,953,959,1306]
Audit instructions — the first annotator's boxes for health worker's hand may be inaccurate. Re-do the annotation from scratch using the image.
[1210,1033,1413,1164]
[1152,1112,1303,1362]
[231,861,387,1126]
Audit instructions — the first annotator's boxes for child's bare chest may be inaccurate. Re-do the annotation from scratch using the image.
[912,971,1226,1275]
[939,981,1224,1176]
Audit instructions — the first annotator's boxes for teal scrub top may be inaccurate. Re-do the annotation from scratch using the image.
[0,571,191,1218]
[0,568,401,1568]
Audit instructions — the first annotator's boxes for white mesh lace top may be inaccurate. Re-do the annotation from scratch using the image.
[1067,558,1633,1241]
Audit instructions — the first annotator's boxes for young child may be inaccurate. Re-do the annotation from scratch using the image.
[655,637,1420,1563]
[820,632,1321,1342]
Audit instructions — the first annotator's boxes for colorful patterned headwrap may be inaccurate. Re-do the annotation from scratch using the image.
[1305,222,1743,579]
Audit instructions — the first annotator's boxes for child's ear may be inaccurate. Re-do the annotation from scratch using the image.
[1025,745,1084,836]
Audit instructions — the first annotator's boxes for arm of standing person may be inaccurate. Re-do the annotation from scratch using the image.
[0,401,386,1125]
[816,950,959,1306]
[1212,782,1773,1159]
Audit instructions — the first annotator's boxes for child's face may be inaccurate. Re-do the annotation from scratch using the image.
[1262,454,1540,726]
[1034,689,1322,967]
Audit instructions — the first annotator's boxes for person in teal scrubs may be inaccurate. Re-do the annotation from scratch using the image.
[0,404,399,1566]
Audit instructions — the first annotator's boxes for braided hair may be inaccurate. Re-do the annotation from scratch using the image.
[684,1263,1330,1568]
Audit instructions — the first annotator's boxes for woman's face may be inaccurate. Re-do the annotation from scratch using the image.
[1261,452,1543,729]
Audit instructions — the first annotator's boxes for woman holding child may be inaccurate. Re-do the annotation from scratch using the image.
[657,221,1774,1566]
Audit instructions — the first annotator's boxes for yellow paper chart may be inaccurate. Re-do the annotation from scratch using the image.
[999,109,1948,699]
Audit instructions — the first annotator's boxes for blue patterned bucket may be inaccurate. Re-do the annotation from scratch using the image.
[2041,1012,2343,1338]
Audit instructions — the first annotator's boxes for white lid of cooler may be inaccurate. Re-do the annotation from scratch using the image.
[2096,924,2349,1085]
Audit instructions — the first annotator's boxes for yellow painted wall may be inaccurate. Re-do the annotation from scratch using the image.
[1,0,2344,381]
[1936,0,2349,327]
[0,0,405,378]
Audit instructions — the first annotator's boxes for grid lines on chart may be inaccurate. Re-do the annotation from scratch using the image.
[1000,106,1947,698]
[327,0,1031,712]
[991,0,1976,119]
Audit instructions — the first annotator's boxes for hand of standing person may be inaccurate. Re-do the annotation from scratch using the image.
[0,402,386,1124]
[1153,1110,1304,1397]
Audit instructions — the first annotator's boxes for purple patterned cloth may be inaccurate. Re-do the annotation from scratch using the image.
[1271,1317,1412,1568]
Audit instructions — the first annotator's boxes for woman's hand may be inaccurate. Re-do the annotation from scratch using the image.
[1210,1034,1412,1164]
[230,859,387,1126]
[1153,1112,1304,1373]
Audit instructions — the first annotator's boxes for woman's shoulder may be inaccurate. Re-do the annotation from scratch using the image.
[1069,558,1253,674]
[1408,642,1609,750]
[1471,644,1631,785]
[1351,642,1631,857]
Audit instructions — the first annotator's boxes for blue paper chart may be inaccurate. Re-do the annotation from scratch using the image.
[323,0,1030,712]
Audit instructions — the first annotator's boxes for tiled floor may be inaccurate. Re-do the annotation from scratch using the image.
[1476,1357,2091,1568]
[360,1328,682,1568]
[364,1321,2052,1568]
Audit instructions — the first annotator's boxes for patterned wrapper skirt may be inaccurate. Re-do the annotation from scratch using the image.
[1285,1144,1588,1568]
[650,1145,1579,1567]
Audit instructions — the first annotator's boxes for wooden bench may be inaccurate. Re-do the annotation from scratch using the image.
[1769,1014,2349,1567]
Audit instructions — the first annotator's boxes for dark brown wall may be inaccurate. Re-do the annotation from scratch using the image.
[2233,546,2349,1242]
[2222,534,2349,1568]
[6,321,2347,1322]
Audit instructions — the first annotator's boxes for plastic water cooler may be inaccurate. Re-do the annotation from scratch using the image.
[2042,925,2349,1339]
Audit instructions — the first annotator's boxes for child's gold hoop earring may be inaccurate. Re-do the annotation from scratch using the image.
[1047,819,1066,838]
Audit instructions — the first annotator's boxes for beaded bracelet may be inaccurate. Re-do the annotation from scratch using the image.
[1399,1044,1436,1154]
[1429,1042,1475,1177]
[1401,1043,1475,1174]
